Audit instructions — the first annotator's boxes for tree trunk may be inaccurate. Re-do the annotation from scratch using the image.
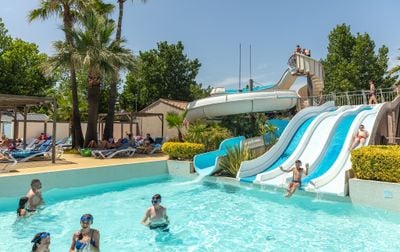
[84,83,101,147]
[63,5,84,148]
[103,73,118,140]
[103,0,125,140]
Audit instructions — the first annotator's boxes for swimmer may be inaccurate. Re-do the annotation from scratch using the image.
[69,214,100,252]
[141,194,169,231]
[31,232,51,252]
[26,179,43,212]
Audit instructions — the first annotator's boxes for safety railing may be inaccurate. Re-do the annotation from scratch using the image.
[301,87,399,107]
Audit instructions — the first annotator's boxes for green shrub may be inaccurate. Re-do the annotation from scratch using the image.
[184,122,231,151]
[351,145,400,183]
[219,146,253,177]
[162,142,205,160]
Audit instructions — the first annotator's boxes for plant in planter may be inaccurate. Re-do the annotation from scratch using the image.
[218,145,253,177]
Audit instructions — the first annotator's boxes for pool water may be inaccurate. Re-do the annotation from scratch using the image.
[1,175,400,251]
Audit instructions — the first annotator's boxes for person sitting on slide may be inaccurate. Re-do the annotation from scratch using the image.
[349,124,369,151]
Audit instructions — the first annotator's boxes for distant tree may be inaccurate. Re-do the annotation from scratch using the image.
[103,0,147,140]
[120,41,209,111]
[0,18,11,54]
[389,48,400,85]
[0,38,53,96]
[322,24,396,93]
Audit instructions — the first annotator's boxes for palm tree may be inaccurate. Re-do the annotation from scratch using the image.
[29,0,113,148]
[166,111,187,142]
[103,0,147,140]
[70,12,134,146]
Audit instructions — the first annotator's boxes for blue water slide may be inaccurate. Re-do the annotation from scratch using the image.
[240,117,315,183]
[194,136,245,176]
[301,107,371,186]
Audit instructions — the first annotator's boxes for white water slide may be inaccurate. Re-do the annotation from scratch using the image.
[256,104,384,196]
[237,102,336,180]
[185,54,324,121]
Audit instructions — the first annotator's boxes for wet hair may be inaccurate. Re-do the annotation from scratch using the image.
[152,194,161,200]
[295,160,302,164]
[31,179,41,187]
[17,196,28,216]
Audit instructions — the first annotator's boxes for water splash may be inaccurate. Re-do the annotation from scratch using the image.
[173,174,206,186]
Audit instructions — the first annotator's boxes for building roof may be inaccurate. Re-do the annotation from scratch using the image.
[140,98,188,112]
[1,113,49,122]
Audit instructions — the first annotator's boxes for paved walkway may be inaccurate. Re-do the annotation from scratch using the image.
[0,153,169,177]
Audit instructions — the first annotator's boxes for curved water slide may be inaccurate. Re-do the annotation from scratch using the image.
[254,105,353,185]
[305,104,384,195]
[193,136,245,176]
[186,54,324,121]
[185,91,298,121]
[237,101,336,181]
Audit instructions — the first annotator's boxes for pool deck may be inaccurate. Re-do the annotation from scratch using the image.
[0,153,169,177]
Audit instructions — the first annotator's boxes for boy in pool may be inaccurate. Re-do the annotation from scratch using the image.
[280,160,309,198]
[26,179,43,212]
[141,194,169,231]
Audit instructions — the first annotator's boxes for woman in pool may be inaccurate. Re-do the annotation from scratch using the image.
[141,194,169,231]
[69,214,100,252]
[31,232,50,252]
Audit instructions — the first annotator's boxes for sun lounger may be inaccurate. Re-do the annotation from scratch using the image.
[91,145,136,159]
[6,140,63,163]
[149,137,164,154]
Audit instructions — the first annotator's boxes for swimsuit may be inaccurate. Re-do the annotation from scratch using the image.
[150,223,169,232]
[75,229,96,251]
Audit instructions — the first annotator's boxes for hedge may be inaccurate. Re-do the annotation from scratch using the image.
[351,145,400,183]
[162,142,205,160]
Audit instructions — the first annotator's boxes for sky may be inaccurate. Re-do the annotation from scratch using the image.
[1,0,400,90]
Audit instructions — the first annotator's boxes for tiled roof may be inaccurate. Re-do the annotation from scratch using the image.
[141,98,188,112]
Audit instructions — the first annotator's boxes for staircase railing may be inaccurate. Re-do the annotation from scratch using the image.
[301,87,399,107]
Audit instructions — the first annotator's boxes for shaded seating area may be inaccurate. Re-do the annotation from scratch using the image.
[0,94,58,164]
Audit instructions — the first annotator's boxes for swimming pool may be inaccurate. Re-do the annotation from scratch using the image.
[1,175,399,251]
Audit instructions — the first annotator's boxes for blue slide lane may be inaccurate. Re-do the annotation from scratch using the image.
[194,136,245,176]
[240,117,315,183]
[302,108,371,186]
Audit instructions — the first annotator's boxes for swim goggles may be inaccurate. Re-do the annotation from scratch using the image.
[151,198,161,205]
[80,214,93,224]
[31,232,50,243]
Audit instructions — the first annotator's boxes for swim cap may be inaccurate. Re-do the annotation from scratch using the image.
[80,214,93,224]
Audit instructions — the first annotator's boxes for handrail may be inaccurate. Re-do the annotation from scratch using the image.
[301,87,399,107]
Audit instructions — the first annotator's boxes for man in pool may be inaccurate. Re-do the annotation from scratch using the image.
[26,179,43,212]
[280,160,309,198]
[141,194,169,231]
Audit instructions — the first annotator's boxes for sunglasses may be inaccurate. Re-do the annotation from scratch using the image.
[31,232,50,243]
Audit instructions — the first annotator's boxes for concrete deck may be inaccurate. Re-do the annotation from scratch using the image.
[0,153,169,177]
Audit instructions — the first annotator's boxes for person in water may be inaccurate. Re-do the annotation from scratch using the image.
[349,124,369,150]
[17,196,29,217]
[141,194,169,231]
[26,179,43,212]
[280,160,309,198]
[69,214,100,252]
[31,232,50,252]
